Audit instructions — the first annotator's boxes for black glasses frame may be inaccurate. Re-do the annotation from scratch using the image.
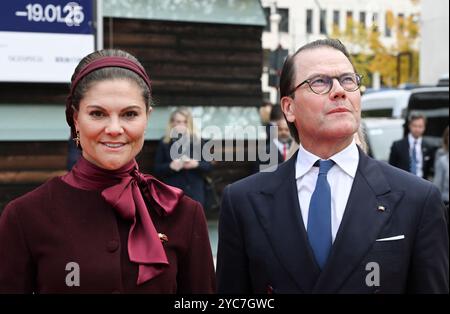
[288,73,363,95]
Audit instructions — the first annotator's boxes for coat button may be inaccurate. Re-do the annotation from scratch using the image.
[106,239,119,253]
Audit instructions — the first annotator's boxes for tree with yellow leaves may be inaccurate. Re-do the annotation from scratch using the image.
[331,7,420,88]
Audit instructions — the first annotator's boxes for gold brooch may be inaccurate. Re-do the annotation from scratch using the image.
[158,233,168,243]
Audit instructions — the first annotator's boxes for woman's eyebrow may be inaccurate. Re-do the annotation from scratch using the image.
[85,105,143,111]
[121,105,143,111]
[86,105,104,110]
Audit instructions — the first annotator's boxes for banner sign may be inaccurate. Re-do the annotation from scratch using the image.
[0,0,96,83]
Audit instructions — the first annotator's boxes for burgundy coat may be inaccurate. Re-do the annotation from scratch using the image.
[0,177,215,293]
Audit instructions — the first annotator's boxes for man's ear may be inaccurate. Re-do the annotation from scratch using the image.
[280,96,296,123]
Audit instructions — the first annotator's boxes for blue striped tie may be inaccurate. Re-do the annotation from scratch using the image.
[410,141,418,175]
[307,160,335,269]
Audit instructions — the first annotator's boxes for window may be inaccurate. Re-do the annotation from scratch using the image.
[263,7,270,32]
[278,8,289,33]
[333,10,340,28]
[359,11,366,28]
[306,9,313,34]
[385,12,392,37]
[320,10,327,34]
[372,12,379,32]
[346,11,353,33]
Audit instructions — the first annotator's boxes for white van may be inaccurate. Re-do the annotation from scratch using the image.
[437,73,448,86]
[361,89,411,118]
[361,87,449,120]
[361,118,405,161]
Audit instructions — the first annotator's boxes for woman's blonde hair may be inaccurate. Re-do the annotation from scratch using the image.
[163,107,197,143]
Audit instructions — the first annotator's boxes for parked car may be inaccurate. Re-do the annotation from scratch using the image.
[361,86,448,122]
[361,89,411,118]
[361,118,405,162]
[437,73,449,87]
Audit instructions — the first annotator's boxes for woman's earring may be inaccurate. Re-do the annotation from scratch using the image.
[73,131,80,147]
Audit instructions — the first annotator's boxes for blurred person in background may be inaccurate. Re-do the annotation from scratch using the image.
[259,101,273,136]
[153,108,212,208]
[389,113,434,179]
[433,126,449,222]
[434,126,449,171]
[257,114,293,170]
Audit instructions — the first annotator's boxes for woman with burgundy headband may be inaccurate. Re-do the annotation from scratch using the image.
[0,49,215,293]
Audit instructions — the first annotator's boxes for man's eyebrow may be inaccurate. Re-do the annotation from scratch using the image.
[305,72,324,78]
[306,72,354,78]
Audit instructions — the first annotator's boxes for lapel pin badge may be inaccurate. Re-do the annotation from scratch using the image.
[377,205,386,212]
[158,233,168,243]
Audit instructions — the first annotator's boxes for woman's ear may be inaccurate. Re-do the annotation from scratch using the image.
[147,106,153,118]
[73,110,79,129]
[280,96,296,123]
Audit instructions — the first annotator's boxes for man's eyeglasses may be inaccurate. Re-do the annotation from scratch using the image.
[289,73,363,95]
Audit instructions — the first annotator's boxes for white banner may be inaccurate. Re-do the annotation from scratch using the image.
[0,31,94,83]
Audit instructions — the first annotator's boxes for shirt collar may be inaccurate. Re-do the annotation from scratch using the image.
[408,133,422,146]
[295,139,359,179]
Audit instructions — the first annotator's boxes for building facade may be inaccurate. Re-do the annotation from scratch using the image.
[419,0,449,85]
[260,0,421,104]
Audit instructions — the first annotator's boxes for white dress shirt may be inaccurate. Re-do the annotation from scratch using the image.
[295,140,359,242]
[408,133,423,178]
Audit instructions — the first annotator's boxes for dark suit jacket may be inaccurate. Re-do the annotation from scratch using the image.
[389,137,435,179]
[217,148,449,293]
[154,138,212,207]
[0,177,215,293]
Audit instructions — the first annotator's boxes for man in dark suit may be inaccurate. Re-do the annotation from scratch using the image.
[389,114,435,179]
[216,39,449,293]
[257,117,292,172]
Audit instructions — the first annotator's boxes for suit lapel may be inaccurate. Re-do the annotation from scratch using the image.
[313,149,404,292]
[249,153,320,293]
[401,138,411,166]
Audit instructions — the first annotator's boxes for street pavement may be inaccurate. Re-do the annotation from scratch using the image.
[207,219,219,268]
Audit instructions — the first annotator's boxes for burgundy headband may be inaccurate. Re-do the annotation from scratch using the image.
[66,56,152,138]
